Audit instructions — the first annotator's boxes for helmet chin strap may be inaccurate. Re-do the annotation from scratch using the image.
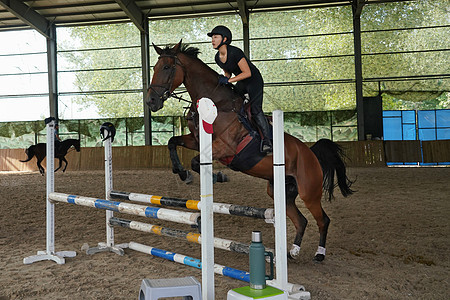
[214,36,227,50]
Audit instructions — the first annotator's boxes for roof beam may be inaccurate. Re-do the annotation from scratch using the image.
[0,0,51,38]
[236,0,249,57]
[115,0,146,32]
[352,0,365,140]
[352,0,366,18]
[236,0,248,25]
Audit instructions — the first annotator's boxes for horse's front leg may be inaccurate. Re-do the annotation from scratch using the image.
[168,134,198,184]
[54,157,63,173]
[190,155,229,183]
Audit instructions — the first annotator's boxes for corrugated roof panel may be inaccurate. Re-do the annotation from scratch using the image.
[0,1,364,32]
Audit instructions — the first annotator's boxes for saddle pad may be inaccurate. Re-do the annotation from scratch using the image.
[220,132,266,172]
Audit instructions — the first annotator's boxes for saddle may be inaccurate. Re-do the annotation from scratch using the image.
[218,100,271,172]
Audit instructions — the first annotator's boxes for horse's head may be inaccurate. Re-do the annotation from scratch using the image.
[147,40,185,112]
[74,139,81,152]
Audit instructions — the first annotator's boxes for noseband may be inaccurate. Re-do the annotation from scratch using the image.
[148,54,183,103]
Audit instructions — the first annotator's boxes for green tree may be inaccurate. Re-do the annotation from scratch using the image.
[60,0,449,117]
[361,0,449,109]
[59,23,142,118]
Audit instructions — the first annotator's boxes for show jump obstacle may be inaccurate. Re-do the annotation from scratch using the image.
[23,109,310,300]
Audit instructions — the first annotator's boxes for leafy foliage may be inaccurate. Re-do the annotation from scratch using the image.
[58,1,449,118]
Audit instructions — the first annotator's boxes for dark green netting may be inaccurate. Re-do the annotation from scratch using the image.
[0,110,358,149]
[0,123,12,138]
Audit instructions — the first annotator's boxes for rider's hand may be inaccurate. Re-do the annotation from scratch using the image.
[218,75,229,85]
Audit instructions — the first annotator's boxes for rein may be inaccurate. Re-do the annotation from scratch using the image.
[148,54,191,105]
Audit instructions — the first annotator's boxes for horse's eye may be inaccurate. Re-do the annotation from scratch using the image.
[163,65,171,70]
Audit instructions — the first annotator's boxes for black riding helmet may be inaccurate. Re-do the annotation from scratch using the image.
[207,25,232,49]
[100,122,116,142]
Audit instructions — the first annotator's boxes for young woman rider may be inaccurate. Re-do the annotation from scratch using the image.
[207,25,272,153]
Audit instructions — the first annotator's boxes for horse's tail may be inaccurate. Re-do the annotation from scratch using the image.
[310,138,354,201]
[19,146,35,162]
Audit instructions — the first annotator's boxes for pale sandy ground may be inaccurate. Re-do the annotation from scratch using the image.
[0,167,449,299]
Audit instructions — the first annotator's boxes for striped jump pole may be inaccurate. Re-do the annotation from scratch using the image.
[49,193,201,227]
[128,241,249,282]
[110,190,274,222]
[110,216,274,255]
[127,241,306,295]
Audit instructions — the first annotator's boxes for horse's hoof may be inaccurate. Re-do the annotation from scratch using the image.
[313,254,325,262]
[215,171,229,183]
[288,244,301,260]
[178,170,189,182]
[183,170,193,184]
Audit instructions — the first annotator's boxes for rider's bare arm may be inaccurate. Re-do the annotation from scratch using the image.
[228,58,251,83]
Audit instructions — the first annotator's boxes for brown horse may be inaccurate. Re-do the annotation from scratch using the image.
[147,41,353,262]
[20,139,81,175]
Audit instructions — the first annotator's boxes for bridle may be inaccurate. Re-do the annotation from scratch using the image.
[148,54,190,104]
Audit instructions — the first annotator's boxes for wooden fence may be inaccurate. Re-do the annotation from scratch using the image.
[1,140,449,172]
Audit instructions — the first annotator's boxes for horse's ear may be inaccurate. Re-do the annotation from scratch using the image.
[173,39,182,53]
[152,43,163,55]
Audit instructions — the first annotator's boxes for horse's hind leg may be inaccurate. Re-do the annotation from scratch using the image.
[303,195,330,262]
[37,159,45,175]
[267,176,307,259]
[61,158,68,172]
[285,176,309,259]
[315,208,330,262]
[55,158,63,173]
[294,147,331,262]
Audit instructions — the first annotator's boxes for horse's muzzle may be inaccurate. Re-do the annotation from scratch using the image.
[147,90,168,112]
[147,98,163,112]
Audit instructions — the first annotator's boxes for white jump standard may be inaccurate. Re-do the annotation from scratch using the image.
[23,118,76,265]
[22,110,310,299]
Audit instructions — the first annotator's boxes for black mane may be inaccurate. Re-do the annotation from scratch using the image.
[161,43,201,58]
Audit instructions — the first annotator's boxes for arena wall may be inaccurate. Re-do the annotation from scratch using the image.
[1,140,449,172]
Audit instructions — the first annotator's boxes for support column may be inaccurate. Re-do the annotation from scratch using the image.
[141,19,152,145]
[237,0,250,57]
[242,23,250,57]
[353,0,365,141]
[47,25,58,120]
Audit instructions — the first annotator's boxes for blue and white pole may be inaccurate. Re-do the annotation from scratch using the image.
[128,241,250,282]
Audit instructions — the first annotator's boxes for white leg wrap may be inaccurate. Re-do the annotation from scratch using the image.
[289,244,301,258]
[315,246,326,256]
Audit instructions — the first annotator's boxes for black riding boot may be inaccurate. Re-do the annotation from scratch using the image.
[253,112,273,153]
